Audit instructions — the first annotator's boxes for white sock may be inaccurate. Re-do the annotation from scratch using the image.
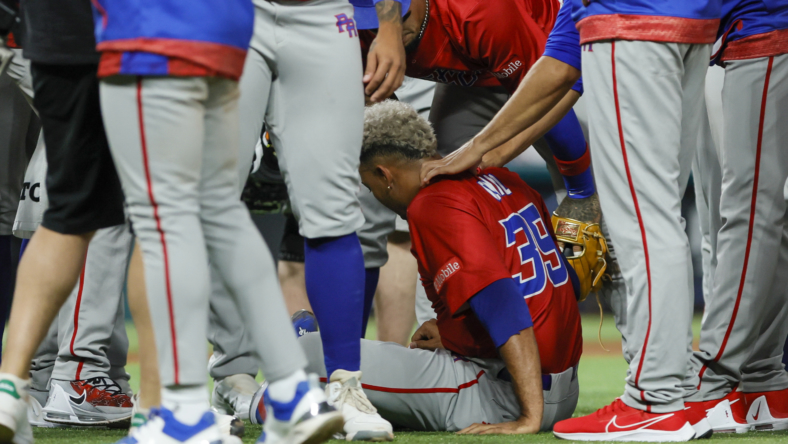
[267,369,307,403]
[161,385,210,426]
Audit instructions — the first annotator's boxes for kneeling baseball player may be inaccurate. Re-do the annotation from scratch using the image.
[254,100,584,434]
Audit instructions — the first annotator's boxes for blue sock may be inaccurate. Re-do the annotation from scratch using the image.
[304,234,365,376]
[362,268,380,338]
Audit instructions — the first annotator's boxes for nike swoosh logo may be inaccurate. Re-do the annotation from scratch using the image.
[752,403,761,421]
[606,413,674,432]
[69,392,86,405]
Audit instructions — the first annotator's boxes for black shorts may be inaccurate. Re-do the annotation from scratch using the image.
[279,211,305,263]
[31,63,125,234]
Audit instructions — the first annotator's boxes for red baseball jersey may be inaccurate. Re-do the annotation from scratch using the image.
[408,167,582,374]
[360,0,559,93]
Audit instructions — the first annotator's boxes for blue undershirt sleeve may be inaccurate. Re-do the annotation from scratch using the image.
[468,278,533,349]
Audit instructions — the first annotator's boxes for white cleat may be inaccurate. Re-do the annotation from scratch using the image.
[326,370,393,442]
[0,374,34,444]
[255,374,344,444]
[212,374,260,421]
[115,407,241,444]
[26,391,62,429]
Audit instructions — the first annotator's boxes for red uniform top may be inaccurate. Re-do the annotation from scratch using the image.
[408,167,582,375]
[360,0,559,93]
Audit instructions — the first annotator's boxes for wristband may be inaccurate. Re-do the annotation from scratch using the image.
[554,149,595,199]
[543,110,595,199]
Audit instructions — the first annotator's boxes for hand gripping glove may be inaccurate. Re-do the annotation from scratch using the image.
[552,215,608,301]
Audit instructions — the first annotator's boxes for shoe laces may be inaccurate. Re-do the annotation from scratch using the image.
[79,377,124,396]
[597,398,622,416]
[332,380,377,415]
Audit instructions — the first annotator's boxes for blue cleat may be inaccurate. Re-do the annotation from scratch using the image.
[291,310,319,337]
[250,374,343,444]
[116,407,240,444]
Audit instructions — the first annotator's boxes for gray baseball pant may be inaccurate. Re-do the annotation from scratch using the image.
[582,40,711,413]
[207,0,365,379]
[692,66,724,310]
[51,225,132,386]
[298,333,578,431]
[685,54,788,400]
[100,75,306,386]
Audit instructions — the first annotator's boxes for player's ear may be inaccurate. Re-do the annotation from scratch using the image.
[375,165,395,184]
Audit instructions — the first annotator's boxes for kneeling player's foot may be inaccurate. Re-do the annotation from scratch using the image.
[683,401,712,439]
[326,370,393,442]
[292,310,319,337]
[702,391,750,434]
[553,398,695,442]
[0,373,34,444]
[212,374,259,421]
[43,378,133,427]
[115,407,240,444]
[254,373,343,444]
[744,388,788,431]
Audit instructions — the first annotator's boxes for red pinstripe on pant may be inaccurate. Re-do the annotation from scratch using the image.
[136,77,180,384]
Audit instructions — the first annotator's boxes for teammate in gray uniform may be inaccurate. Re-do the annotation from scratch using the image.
[682,8,788,433]
[207,1,411,439]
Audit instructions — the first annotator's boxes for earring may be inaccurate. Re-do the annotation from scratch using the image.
[387,184,392,190]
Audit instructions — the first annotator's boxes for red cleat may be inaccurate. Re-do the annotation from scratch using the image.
[703,390,750,434]
[744,387,788,431]
[553,398,696,442]
[683,400,712,439]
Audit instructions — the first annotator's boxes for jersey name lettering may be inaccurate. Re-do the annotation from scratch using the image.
[477,174,512,201]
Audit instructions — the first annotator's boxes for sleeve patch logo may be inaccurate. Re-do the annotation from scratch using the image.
[434,258,461,293]
[555,220,580,241]
[491,60,523,79]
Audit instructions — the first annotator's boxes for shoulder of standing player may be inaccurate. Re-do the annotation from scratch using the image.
[457,0,554,90]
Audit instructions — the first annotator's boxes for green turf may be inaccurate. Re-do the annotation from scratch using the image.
[31,316,788,443]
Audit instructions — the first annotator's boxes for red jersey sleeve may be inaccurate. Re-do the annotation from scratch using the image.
[460,0,556,93]
[408,190,512,315]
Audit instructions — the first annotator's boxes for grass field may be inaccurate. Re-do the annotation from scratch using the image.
[30,315,788,443]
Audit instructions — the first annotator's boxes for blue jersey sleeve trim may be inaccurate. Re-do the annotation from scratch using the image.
[544,0,582,71]
[468,278,533,349]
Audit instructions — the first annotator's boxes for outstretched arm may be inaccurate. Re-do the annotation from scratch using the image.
[420,56,580,184]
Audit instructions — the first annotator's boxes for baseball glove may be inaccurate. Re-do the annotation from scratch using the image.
[552,215,609,301]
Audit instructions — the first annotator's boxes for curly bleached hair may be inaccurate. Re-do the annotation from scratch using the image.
[361,100,437,167]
